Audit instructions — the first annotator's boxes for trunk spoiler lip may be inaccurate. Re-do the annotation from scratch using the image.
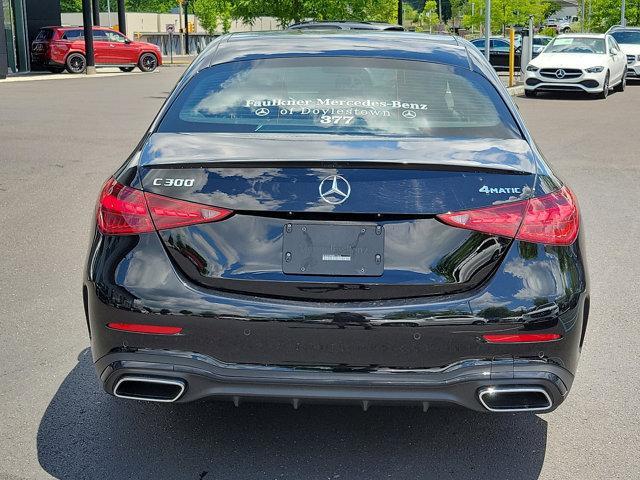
[138,132,538,175]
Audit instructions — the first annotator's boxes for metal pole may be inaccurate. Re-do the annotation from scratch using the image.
[581,0,585,32]
[397,0,403,27]
[509,27,515,87]
[92,0,100,26]
[484,0,491,61]
[438,0,442,21]
[107,0,112,28]
[169,32,174,64]
[117,0,126,35]
[621,0,626,26]
[184,0,190,55]
[81,0,96,74]
[471,2,475,34]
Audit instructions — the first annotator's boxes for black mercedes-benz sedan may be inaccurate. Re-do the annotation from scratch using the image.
[84,31,589,413]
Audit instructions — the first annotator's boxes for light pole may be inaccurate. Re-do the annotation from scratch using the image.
[621,0,626,26]
[92,0,100,26]
[484,0,491,61]
[81,0,96,75]
[184,0,190,55]
[397,0,403,27]
[117,0,126,35]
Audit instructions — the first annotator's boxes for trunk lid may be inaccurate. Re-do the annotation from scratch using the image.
[138,133,537,301]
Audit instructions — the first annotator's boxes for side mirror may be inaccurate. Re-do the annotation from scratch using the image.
[125,38,132,44]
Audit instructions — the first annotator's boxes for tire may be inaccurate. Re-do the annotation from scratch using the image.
[138,53,158,72]
[524,89,537,98]
[119,66,135,72]
[65,53,86,74]
[46,67,65,74]
[614,69,627,92]
[598,72,610,99]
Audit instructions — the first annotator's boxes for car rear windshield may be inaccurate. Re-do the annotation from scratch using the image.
[157,57,521,139]
[35,28,54,41]
[611,31,640,44]
[546,37,606,54]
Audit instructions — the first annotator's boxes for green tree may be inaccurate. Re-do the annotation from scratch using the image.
[192,0,232,33]
[60,0,82,12]
[586,0,640,32]
[60,0,176,13]
[234,0,398,28]
[417,0,441,32]
[460,0,551,34]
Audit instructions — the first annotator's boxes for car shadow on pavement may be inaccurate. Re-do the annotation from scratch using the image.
[37,349,548,480]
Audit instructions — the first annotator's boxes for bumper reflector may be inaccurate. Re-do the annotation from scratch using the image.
[482,333,561,344]
[107,322,183,335]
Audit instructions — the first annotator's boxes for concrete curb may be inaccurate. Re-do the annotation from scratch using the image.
[507,85,525,96]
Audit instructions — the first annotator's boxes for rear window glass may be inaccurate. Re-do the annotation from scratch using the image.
[62,29,83,40]
[611,31,640,44]
[35,29,54,41]
[158,57,520,139]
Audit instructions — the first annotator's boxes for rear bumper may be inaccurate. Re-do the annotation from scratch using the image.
[98,349,573,412]
[84,225,589,412]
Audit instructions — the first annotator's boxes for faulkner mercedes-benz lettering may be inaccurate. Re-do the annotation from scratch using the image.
[84,31,589,413]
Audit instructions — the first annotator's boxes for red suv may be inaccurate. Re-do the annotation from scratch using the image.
[31,26,163,74]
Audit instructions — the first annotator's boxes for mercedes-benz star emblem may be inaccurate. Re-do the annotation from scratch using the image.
[255,107,270,116]
[319,175,351,205]
[402,110,416,119]
[555,69,566,79]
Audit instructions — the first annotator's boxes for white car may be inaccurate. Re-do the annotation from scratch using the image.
[608,27,640,80]
[524,34,628,99]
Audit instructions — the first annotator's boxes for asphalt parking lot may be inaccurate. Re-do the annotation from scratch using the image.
[1,68,639,480]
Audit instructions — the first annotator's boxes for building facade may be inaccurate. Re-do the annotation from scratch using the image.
[1,0,60,76]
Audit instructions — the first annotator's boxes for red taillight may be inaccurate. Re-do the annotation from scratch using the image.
[437,186,579,246]
[145,191,232,230]
[97,178,154,235]
[482,333,562,343]
[107,322,182,335]
[96,178,232,235]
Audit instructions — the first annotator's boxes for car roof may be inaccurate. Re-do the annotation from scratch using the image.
[289,21,404,31]
[44,25,115,31]
[207,31,468,68]
[608,25,640,31]
[557,33,607,38]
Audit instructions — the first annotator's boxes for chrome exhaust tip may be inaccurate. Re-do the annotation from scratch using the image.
[113,376,186,403]
[478,386,553,412]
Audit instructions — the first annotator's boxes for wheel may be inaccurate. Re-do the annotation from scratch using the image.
[524,89,537,98]
[46,67,65,74]
[65,53,86,74]
[119,66,135,72]
[598,72,610,99]
[138,53,158,72]
[614,69,627,92]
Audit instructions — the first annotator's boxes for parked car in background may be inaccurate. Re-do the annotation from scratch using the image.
[31,26,162,74]
[532,35,553,56]
[288,21,404,31]
[608,26,640,80]
[524,34,627,98]
[470,36,520,70]
[546,16,579,34]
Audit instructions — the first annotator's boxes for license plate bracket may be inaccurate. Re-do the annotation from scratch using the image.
[282,223,384,276]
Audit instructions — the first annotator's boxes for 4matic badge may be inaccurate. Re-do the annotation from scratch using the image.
[478,185,522,194]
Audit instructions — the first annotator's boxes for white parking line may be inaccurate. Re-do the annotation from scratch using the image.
[1,68,158,83]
